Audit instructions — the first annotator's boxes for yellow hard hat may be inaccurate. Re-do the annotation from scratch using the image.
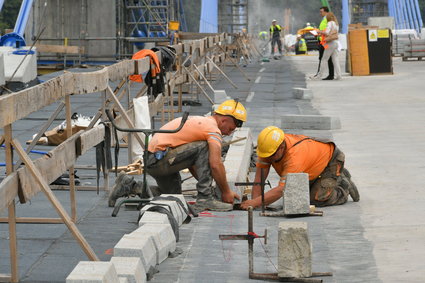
[214,99,247,127]
[257,126,285,158]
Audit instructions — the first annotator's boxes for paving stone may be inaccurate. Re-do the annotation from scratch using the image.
[114,234,156,273]
[293,87,313,100]
[278,222,312,278]
[66,261,119,283]
[119,278,128,283]
[138,211,170,226]
[283,173,310,215]
[130,223,177,264]
[281,114,341,130]
[110,257,146,283]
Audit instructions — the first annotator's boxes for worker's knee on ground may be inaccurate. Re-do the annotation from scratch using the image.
[310,178,337,202]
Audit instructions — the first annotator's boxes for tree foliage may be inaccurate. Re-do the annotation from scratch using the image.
[0,0,21,34]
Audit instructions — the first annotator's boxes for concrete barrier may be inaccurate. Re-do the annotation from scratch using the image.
[113,234,156,273]
[278,222,312,278]
[281,115,341,130]
[110,257,146,283]
[66,261,119,283]
[283,173,310,215]
[130,223,176,264]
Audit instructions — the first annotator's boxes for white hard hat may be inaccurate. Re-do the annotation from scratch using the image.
[306,22,311,26]
[272,19,277,22]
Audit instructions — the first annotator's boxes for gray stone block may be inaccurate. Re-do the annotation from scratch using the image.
[278,222,312,278]
[110,257,146,283]
[293,88,313,100]
[281,115,341,130]
[283,173,310,215]
[138,211,170,226]
[66,261,119,283]
[113,234,156,273]
[130,224,176,264]
[119,278,129,283]
[160,194,188,210]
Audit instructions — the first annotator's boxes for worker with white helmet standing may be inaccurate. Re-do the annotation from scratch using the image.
[269,19,283,58]
[240,126,359,209]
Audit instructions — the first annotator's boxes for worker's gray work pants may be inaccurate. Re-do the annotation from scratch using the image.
[146,141,214,198]
[309,147,350,207]
[317,40,342,79]
[271,36,282,55]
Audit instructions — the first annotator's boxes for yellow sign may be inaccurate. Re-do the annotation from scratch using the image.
[368,29,378,42]
[378,29,390,38]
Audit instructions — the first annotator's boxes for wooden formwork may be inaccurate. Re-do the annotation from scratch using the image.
[0,32,252,282]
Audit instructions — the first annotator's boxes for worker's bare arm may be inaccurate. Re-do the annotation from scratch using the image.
[240,184,284,210]
[251,166,270,199]
[208,142,240,203]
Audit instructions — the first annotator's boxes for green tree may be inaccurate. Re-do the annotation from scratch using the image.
[0,0,22,34]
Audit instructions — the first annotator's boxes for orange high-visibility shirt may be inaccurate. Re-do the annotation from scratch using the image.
[129,49,161,83]
[256,134,334,186]
[148,116,222,152]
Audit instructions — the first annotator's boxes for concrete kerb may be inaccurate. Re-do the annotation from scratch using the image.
[149,200,185,226]
[283,173,310,215]
[110,257,146,283]
[138,211,170,226]
[130,224,177,264]
[281,114,341,130]
[113,234,157,274]
[292,87,313,100]
[66,261,119,283]
[222,128,253,203]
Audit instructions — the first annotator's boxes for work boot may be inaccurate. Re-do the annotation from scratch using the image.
[342,168,360,202]
[108,171,137,207]
[192,196,233,212]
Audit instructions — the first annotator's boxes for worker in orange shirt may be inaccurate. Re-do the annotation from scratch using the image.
[241,126,359,209]
[146,100,247,212]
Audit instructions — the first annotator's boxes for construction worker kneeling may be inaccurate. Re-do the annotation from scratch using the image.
[146,100,247,212]
[240,126,359,210]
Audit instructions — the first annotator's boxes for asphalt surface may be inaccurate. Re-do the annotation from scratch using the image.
[1,50,424,282]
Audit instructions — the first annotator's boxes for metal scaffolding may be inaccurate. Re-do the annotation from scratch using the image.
[218,0,248,33]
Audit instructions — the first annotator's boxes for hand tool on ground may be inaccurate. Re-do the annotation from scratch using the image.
[105,109,189,217]
[219,207,332,282]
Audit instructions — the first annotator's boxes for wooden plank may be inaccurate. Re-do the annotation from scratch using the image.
[0,217,63,224]
[178,32,219,40]
[0,174,19,213]
[35,44,84,54]
[135,57,151,75]
[349,29,370,76]
[12,139,99,261]
[76,124,106,156]
[107,60,135,82]
[73,67,109,94]
[17,131,83,200]
[0,274,12,282]
[0,72,73,127]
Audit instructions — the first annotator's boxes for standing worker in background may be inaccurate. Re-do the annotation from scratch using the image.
[270,19,283,57]
[146,100,247,212]
[295,34,307,55]
[240,126,359,210]
[315,6,334,80]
